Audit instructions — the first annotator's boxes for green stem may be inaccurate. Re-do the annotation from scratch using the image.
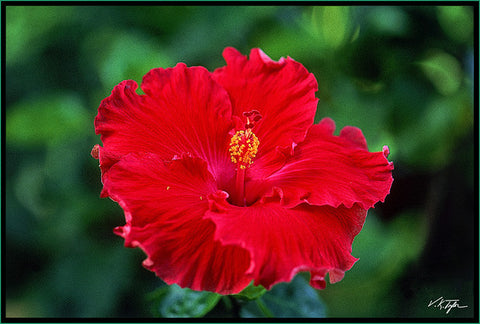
[222,295,232,311]
[256,298,274,318]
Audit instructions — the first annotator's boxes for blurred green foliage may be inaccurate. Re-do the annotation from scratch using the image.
[239,274,326,318]
[5,5,475,318]
[149,284,221,318]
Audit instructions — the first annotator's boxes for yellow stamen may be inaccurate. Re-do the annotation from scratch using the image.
[229,130,260,169]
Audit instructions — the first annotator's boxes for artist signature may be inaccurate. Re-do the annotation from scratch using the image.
[428,297,468,314]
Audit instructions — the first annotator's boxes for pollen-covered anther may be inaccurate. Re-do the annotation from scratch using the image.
[229,130,260,169]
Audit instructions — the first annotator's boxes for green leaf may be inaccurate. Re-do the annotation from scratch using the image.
[311,6,350,49]
[234,281,267,301]
[149,284,221,318]
[6,6,76,65]
[6,93,89,147]
[91,31,174,89]
[368,6,409,36]
[437,6,474,43]
[419,50,462,96]
[397,88,473,171]
[240,274,326,318]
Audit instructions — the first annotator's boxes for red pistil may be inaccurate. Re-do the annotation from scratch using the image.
[234,167,246,206]
[229,110,262,206]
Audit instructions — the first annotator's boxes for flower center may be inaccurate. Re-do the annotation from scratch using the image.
[229,130,260,170]
[228,110,262,206]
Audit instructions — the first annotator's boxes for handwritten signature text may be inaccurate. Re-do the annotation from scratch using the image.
[428,297,468,314]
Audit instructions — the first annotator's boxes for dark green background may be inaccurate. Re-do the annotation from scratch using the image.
[5,5,476,318]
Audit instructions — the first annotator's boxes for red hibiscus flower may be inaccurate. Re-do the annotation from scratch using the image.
[91,47,393,295]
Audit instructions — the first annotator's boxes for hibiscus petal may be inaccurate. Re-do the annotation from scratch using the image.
[205,195,366,290]
[102,153,252,294]
[213,48,319,167]
[247,118,394,209]
[94,63,235,188]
